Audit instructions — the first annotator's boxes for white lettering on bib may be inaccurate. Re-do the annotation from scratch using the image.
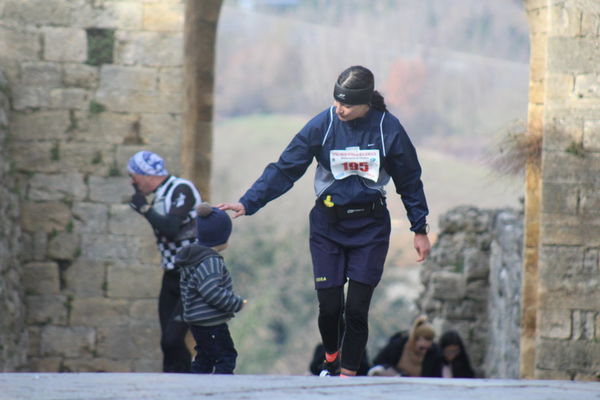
[330,147,380,182]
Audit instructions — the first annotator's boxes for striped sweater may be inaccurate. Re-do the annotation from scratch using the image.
[175,243,244,326]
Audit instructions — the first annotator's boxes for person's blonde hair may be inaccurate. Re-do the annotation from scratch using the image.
[410,315,435,341]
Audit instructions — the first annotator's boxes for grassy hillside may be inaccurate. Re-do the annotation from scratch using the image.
[211,114,522,374]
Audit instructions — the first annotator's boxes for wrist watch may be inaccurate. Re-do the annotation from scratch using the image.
[415,223,429,235]
[140,204,151,215]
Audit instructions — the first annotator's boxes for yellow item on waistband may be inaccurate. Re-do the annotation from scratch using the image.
[323,195,334,208]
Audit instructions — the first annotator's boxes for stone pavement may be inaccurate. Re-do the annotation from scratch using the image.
[1,373,600,400]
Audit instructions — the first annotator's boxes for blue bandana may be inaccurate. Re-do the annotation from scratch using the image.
[127,151,168,176]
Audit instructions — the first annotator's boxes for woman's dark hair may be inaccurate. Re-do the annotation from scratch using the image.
[336,65,387,112]
[439,330,475,378]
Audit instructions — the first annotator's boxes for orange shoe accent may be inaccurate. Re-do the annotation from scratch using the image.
[325,351,339,363]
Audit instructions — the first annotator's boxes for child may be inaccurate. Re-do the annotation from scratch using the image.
[175,202,246,374]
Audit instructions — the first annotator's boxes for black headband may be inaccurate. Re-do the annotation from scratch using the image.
[333,81,374,105]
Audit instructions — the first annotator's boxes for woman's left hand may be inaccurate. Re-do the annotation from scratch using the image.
[414,233,431,262]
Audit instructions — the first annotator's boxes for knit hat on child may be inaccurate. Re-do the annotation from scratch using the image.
[196,202,232,247]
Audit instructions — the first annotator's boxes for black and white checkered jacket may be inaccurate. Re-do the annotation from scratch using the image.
[151,175,201,270]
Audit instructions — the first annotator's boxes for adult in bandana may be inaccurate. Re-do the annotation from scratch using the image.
[219,66,431,377]
[127,151,202,372]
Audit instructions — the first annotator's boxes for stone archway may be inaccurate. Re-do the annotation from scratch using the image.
[183,0,600,380]
[0,0,598,378]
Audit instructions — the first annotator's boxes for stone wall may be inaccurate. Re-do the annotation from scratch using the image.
[523,0,600,381]
[0,0,187,371]
[418,206,523,378]
[0,69,27,371]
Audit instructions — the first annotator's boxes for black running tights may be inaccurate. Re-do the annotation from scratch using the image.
[317,280,375,372]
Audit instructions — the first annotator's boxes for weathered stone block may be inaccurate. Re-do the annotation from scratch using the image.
[108,204,153,236]
[542,151,600,184]
[70,297,130,327]
[115,31,183,67]
[463,248,489,281]
[28,172,87,201]
[22,262,60,295]
[88,176,131,204]
[143,2,184,31]
[438,206,493,234]
[541,182,579,215]
[49,88,90,110]
[536,339,600,372]
[538,307,572,339]
[543,114,583,152]
[80,233,139,262]
[56,142,114,176]
[11,86,52,110]
[141,113,182,145]
[72,202,109,234]
[539,245,599,299]
[0,26,41,61]
[9,142,60,173]
[465,280,489,302]
[27,327,41,357]
[547,37,600,73]
[47,231,80,260]
[3,0,70,25]
[132,358,161,372]
[525,3,549,28]
[106,261,161,299]
[40,326,95,358]
[534,368,573,380]
[25,295,68,325]
[63,63,99,89]
[583,119,600,151]
[428,271,465,300]
[10,110,71,141]
[575,74,600,100]
[63,259,105,297]
[580,187,600,216]
[43,27,87,63]
[94,89,182,114]
[96,323,160,360]
[20,231,48,262]
[546,74,575,101]
[72,1,143,30]
[137,236,161,266]
[20,62,62,86]
[20,201,71,233]
[581,11,600,37]
[159,67,183,93]
[129,299,158,322]
[550,5,582,37]
[27,357,62,372]
[572,309,596,341]
[542,215,600,247]
[442,299,481,320]
[71,111,134,145]
[99,65,158,92]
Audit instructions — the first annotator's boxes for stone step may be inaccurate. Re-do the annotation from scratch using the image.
[2,373,600,400]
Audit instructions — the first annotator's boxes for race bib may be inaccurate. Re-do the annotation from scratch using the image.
[330,147,380,182]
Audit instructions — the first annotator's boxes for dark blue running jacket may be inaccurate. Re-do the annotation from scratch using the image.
[239,106,429,233]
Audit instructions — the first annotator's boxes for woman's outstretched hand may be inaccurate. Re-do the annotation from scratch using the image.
[217,202,246,219]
